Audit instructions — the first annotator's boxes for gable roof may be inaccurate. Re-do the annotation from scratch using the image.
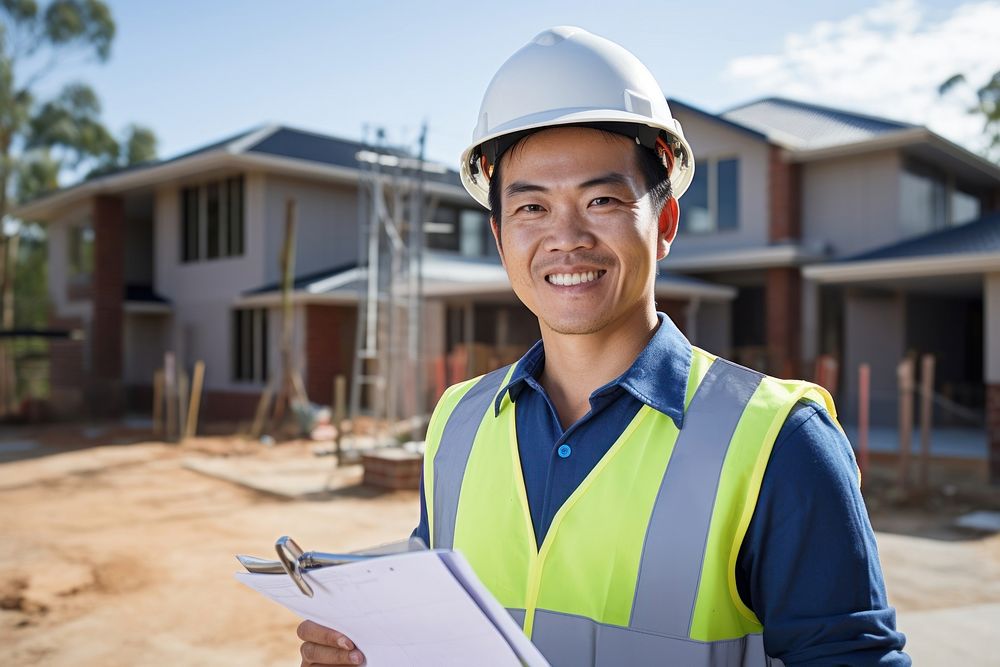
[721,97,914,151]
[12,124,465,220]
[841,212,1000,262]
[803,213,1000,283]
[667,98,768,142]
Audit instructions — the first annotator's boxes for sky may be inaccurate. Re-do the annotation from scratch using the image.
[22,0,1000,174]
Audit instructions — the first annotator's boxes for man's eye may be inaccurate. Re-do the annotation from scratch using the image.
[517,204,544,213]
[590,197,615,206]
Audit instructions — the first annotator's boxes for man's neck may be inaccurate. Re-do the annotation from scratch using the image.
[537,305,659,429]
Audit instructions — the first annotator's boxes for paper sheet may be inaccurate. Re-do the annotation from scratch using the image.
[235,549,548,666]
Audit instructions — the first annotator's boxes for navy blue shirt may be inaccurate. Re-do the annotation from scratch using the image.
[413,313,909,665]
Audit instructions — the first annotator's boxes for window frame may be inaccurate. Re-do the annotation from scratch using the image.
[678,156,740,235]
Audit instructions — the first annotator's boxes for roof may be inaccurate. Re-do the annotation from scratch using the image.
[239,253,736,304]
[721,97,914,151]
[245,127,460,187]
[803,213,1000,284]
[839,212,1000,263]
[667,98,768,142]
[12,124,464,220]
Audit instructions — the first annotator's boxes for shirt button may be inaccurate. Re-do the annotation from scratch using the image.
[557,444,572,459]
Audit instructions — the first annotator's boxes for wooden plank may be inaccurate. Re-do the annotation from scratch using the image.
[184,361,205,440]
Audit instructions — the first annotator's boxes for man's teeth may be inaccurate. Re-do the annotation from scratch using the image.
[547,271,604,286]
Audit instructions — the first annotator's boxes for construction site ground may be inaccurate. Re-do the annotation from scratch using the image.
[2,424,999,666]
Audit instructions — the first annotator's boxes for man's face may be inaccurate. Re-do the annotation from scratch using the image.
[490,126,678,336]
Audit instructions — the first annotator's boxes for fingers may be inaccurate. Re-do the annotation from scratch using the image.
[297,620,364,665]
[300,641,364,665]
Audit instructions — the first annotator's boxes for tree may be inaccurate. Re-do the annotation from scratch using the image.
[0,1,158,331]
[939,70,1000,162]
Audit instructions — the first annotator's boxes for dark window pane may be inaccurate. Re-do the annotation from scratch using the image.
[426,204,460,252]
[229,176,244,256]
[682,162,710,233]
[206,183,220,259]
[181,187,200,262]
[717,159,739,231]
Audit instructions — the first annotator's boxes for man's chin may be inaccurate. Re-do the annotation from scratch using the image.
[540,315,610,336]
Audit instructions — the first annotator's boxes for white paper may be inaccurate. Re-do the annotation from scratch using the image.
[235,549,549,667]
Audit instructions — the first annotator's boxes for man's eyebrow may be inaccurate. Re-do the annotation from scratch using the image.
[578,172,633,190]
[504,181,548,197]
[504,172,634,197]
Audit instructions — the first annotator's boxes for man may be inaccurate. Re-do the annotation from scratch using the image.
[298,27,909,666]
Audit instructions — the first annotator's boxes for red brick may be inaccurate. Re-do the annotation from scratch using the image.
[91,195,126,416]
[658,298,688,334]
[305,305,357,406]
[766,267,801,378]
[769,146,802,243]
[201,390,264,422]
[988,384,1000,484]
[361,450,422,490]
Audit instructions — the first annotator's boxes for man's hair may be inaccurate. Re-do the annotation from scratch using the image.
[487,129,673,233]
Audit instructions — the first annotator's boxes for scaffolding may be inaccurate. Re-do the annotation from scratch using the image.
[346,125,430,454]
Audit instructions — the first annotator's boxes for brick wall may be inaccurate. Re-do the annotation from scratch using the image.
[988,384,1000,484]
[305,304,357,406]
[48,315,85,419]
[201,390,264,423]
[767,267,801,379]
[768,146,802,243]
[91,195,126,416]
[658,298,688,334]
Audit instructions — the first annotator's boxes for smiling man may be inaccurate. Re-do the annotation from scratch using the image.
[296,27,910,667]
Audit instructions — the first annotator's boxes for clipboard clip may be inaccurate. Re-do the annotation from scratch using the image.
[236,535,426,597]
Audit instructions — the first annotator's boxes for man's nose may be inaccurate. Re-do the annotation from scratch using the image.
[543,207,596,252]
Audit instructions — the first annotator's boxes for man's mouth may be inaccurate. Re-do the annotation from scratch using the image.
[545,270,607,286]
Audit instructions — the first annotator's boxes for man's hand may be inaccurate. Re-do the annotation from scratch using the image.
[297,620,365,666]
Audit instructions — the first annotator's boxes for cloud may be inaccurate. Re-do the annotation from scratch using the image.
[725,0,1000,156]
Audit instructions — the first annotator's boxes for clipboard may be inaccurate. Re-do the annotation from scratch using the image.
[236,535,427,597]
[235,536,550,666]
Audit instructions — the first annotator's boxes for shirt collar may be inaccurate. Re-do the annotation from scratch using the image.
[493,312,692,429]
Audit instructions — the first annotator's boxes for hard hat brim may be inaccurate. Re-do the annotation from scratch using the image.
[460,108,695,211]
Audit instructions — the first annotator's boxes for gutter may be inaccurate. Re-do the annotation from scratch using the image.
[803,251,1000,283]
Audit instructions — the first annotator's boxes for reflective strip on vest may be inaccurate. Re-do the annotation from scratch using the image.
[431,358,783,666]
[631,359,763,637]
[432,365,510,549]
[530,609,783,667]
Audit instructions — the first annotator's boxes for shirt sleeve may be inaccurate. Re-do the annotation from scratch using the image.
[736,401,911,666]
[411,472,430,547]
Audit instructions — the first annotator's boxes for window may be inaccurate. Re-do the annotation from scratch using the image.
[68,223,95,284]
[900,164,946,236]
[181,175,245,262]
[679,158,739,234]
[232,308,268,383]
[900,161,985,235]
[425,204,492,257]
[951,186,981,227]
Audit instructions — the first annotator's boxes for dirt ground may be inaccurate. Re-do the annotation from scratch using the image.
[1,424,999,666]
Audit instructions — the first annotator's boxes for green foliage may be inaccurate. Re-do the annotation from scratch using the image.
[0,0,156,335]
[940,70,1000,161]
[13,223,46,328]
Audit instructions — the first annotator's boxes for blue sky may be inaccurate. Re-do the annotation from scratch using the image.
[26,0,1000,171]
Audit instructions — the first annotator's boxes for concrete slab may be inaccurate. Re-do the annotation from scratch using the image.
[182,456,364,499]
[955,511,1000,533]
[898,602,1000,665]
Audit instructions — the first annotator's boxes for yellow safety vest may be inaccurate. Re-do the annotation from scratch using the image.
[423,346,839,666]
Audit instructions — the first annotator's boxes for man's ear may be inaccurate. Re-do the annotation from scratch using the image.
[490,215,506,266]
[657,197,679,260]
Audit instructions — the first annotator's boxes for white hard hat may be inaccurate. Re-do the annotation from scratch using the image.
[460,26,695,210]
